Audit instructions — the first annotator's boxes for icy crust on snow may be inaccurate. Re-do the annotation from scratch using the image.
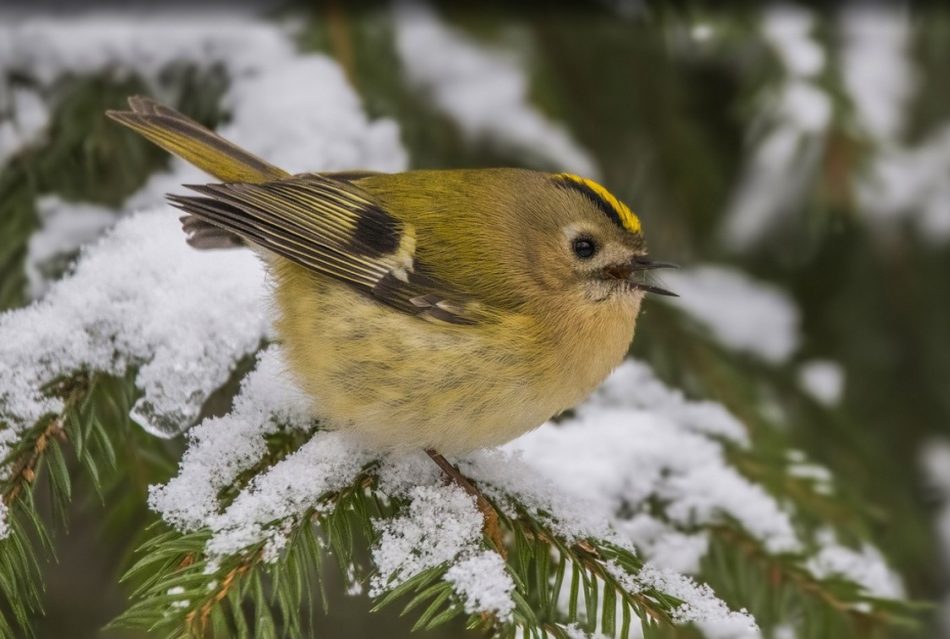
[0,208,269,447]
[0,11,407,296]
[662,266,801,364]
[392,2,599,179]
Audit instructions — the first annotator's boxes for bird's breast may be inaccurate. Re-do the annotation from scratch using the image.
[270,260,638,453]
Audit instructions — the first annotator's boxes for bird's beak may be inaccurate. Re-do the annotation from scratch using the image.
[604,256,679,297]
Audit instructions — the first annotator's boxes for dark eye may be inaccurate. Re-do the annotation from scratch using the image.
[572,237,597,259]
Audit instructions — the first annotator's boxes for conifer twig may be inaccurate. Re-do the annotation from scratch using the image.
[425,448,507,557]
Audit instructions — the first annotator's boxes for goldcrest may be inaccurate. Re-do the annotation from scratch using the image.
[107,97,675,454]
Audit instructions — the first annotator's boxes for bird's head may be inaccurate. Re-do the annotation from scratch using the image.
[518,173,676,309]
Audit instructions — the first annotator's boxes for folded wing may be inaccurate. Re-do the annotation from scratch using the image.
[168,174,482,326]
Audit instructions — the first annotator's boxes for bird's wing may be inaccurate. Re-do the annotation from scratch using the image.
[168,173,484,325]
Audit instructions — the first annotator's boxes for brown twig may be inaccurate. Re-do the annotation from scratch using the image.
[712,525,899,625]
[2,417,67,506]
[2,373,91,507]
[186,551,260,636]
[323,0,357,88]
[424,449,507,558]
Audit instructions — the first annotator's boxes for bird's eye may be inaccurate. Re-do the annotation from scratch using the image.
[572,237,597,259]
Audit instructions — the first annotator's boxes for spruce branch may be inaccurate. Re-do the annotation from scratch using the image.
[112,453,732,639]
[0,370,169,637]
[426,448,506,557]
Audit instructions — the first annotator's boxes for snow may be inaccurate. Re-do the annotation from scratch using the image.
[0,10,406,301]
[392,2,599,179]
[0,10,406,436]
[0,6,905,632]
[148,348,315,532]
[150,355,778,627]
[370,483,481,592]
[856,123,950,240]
[807,529,904,601]
[166,585,190,609]
[921,440,950,635]
[721,128,824,251]
[797,360,845,406]
[777,81,832,134]
[444,551,515,619]
[617,515,709,575]
[370,480,514,619]
[491,402,800,555]
[840,5,950,240]
[0,8,405,542]
[205,430,374,560]
[0,11,288,89]
[0,87,49,165]
[661,265,801,364]
[607,563,758,638]
[773,625,795,639]
[26,197,117,298]
[762,6,825,78]
[840,5,914,142]
[0,209,268,444]
[691,23,714,42]
[721,6,830,251]
[561,625,613,639]
[591,358,749,444]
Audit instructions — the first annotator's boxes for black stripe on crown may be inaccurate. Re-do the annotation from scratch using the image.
[553,176,626,231]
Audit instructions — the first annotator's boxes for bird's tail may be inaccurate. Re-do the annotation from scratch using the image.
[106,96,289,184]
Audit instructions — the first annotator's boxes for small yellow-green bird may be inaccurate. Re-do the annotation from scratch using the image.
[107,96,675,456]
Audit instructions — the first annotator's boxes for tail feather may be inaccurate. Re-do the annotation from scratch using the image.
[106,95,289,184]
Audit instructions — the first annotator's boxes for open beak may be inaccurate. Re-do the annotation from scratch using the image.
[605,257,679,297]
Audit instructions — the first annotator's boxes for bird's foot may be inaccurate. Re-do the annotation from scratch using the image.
[424,448,506,557]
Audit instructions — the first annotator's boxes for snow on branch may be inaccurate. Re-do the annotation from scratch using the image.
[0,10,406,436]
[721,5,831,251]
[0,8,911,638]
[0,208,268,444]
[0,10,407,297]
[392,2,600,179]
[661,265,801,364]
[144,344,763,634]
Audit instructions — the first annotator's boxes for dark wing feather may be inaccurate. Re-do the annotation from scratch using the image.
[167,174,481,325]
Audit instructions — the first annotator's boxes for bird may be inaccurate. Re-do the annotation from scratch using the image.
[106,96,676,458]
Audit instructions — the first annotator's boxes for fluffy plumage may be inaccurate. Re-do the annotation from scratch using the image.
[107,96,663,453]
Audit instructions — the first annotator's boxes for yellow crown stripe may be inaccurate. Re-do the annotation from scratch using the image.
[558,173,641,234]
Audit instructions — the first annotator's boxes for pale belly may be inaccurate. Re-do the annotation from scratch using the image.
[272,262,637,454]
